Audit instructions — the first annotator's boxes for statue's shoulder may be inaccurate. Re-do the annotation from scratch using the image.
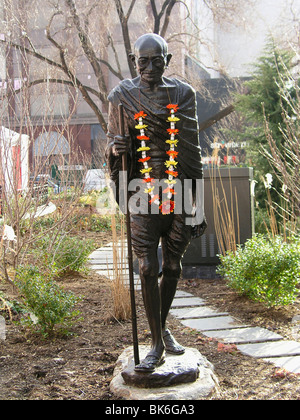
[165,77,196,98]
[108,78,139,104]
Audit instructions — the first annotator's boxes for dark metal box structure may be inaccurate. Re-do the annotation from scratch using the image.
[183,167,254,271]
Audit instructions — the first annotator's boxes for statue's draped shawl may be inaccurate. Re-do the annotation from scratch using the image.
[107,76,203,181]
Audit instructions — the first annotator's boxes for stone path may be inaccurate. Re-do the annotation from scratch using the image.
[89,241,141,289]
[170,292,300,373]
[89,243,300,374]
[23,201,57,220]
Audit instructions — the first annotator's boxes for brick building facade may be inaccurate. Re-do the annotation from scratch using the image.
[0,0,297,177]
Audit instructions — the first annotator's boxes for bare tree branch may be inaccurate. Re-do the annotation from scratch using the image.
[114,0,137,78]
[0,39,107,131]
[3,78,100,98]
[0,38,65,72]
[98,58,123,81]
[100,33,123,80]
[126,0,137,20]
[160,0,177,38]
[45,11,108,131]
[84,1,99,34]
[150,0,177,36]
[65,0,108,95]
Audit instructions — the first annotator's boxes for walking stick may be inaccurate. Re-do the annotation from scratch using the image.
[118,103,140,366]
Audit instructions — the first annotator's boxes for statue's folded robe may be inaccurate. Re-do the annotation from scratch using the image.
[106,76,203,187]
[105,76,207,238]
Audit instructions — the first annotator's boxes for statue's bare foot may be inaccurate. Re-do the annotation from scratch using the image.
[163,329,185,355]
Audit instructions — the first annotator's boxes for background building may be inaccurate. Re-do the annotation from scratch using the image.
[184,0,300,165]
[0,0,298,175]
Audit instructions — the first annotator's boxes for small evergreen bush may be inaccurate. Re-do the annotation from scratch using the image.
[217,234,300,307]
[51,235,94,274]
[33,234,94,275]
[16,266,82,336]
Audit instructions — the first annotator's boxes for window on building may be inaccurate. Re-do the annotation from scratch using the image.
[34,130,70,162]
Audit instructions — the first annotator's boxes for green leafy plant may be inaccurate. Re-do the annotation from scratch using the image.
[33,233,94,275]
[71,212,113,232]
[217,234,300,307]
[16,266,82,336]
[51,235,94,275]
[233,43,297,208]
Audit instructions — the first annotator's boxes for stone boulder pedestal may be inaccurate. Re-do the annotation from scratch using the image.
[110,345,218,400]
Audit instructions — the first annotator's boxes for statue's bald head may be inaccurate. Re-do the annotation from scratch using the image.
[134,33,168,56]
[130,33,172,86]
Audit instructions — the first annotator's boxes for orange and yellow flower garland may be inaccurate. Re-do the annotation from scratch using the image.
[134,110,159,206]
[160,104,179,214]
[134,104,180,214]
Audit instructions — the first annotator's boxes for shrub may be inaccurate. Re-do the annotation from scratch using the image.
[71,212,112,232]
[217,234,300,307]
[51,235,94,275]
[16,266,82,336]
[33,233,94,275]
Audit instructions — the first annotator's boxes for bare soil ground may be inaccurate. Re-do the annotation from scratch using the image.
[1,231,300,400]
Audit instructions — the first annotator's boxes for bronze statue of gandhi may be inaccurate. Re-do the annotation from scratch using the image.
[106,33,206,372]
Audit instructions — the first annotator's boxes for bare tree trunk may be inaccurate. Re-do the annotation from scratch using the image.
[150,0,177,37]
[114,0,137,79]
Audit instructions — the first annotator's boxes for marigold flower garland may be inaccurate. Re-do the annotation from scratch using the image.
[134,104,180,214]
[160,104,179,214]
[134,111,159,206]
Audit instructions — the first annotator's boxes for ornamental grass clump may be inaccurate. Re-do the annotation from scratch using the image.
[217,234,300,307]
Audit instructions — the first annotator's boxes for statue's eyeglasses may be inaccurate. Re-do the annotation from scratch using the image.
[137,56,166,68]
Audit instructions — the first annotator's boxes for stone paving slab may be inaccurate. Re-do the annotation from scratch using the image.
[96,270,140,281]
[102,243,126,246]
[89,251,127,258]
[101,247,127,251]
[201,327,283,344]
[171,297,206,308]
[95,270,135,278]
[237,340,300,358]
[263,356,300,374]
[90,261,127,267]
[90,249,126,253]
[174,291,194,298]
[90,248,126,253]
[89,256,121,261]
[0,316,5,341]
[95,268,131,273]
[90,261,115,265]
[170,306,228,320]
[89,262,118,267]
[91,265,115,271]
[94,270,116,276]
[90,261,131,268]
[181,315,248,331]
[90,264,128,271]
[98,241,127,247]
